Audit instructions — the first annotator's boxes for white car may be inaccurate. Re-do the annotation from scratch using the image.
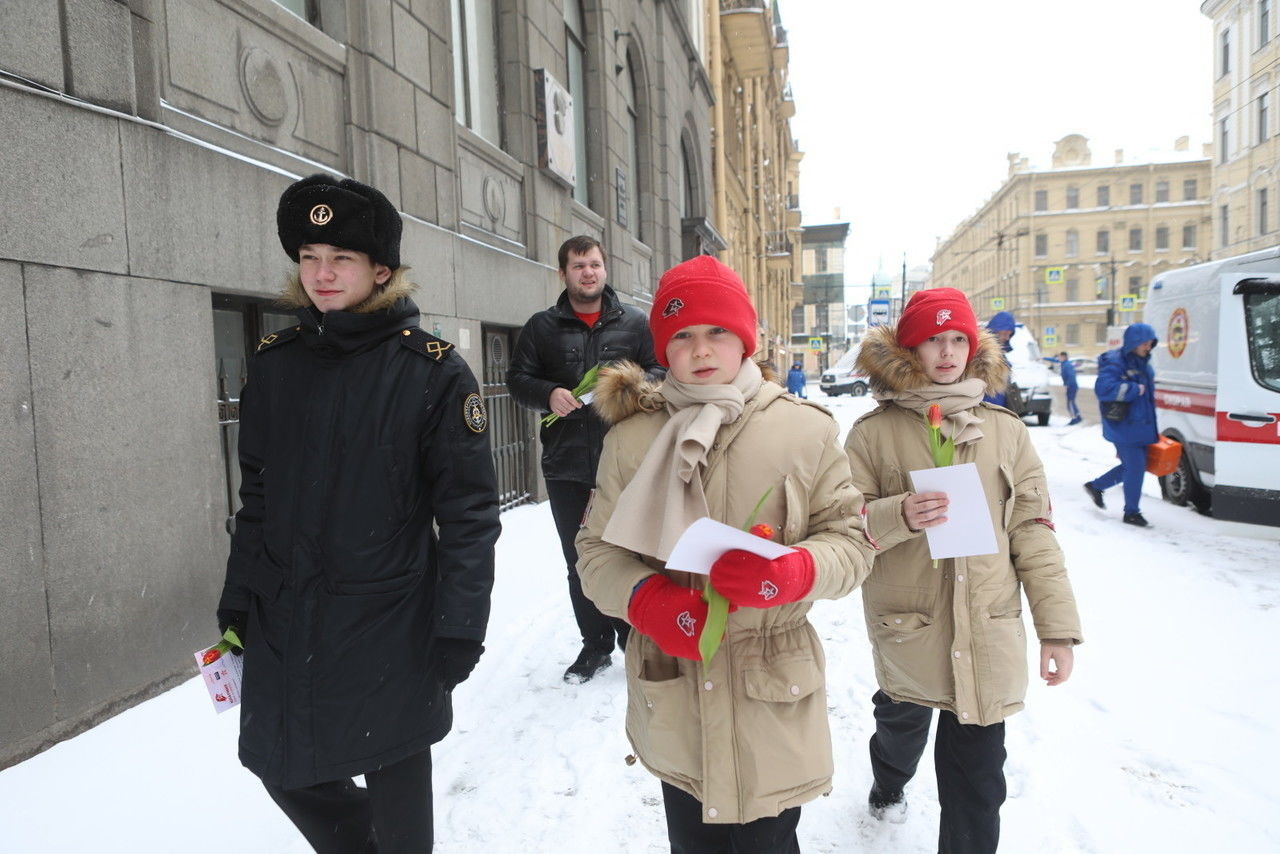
[1004,325,1053,426]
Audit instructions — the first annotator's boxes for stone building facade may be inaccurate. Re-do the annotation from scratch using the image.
[1202,0,1280,257]
[0,0,736,766]
[929,135,1211,359]
[710,0,803,367]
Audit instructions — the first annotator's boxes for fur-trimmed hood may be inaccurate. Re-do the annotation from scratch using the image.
[855,324,1009,396]
[279,266,417,314]
[592,360,782,425]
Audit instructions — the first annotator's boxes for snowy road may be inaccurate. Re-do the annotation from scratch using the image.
[2,389,1278,852]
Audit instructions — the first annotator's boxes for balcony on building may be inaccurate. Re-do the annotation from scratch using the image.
[720,0,774,77]
[765,229,794,270]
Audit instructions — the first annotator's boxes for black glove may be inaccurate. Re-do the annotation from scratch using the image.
[217,609,248,656]
[436,638,484,691]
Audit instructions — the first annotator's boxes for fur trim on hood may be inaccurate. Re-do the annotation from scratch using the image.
[279,266,417,314]
[855,324,1009,396]
[592,360,781,425]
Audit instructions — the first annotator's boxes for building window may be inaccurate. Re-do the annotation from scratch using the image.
[1155,225,1169,250]
[1034,189,1048,211]
[1065,278,1079,301]
[1260,188,1270,234]
[622,53,647,241]
[1065,229,1079,257]
[452,0,501,144]
[1183,223,1197,249]
[1261,93,1271,145]
[1155,180,1169,203]
[791,305,805,336]
[1221,204,1230,247]
[1129,183,1143,205]
[1221,117,1230,164]
[1262,0,1271,48]
[273,0,319,24]
[565,1,590,206]
[1222,28,1231,77]
[1129,227,1143,251]
[1035,233,1048,257]
[687,0,706,59]
[1129,276,1143,300]
[1064,323,1079,345]
[1184,178,1198,200]
[1066,186,1079,209]
[1096,228,1110,254]
[1097,184,1110,207]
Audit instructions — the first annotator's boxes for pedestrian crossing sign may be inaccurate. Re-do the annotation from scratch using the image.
[990,297,1006,310]
[1044,334,1058,346]
[808,337,825,351]
[1044,267,1064,285]
[874,286,893,299]
[1119,294,1137,312]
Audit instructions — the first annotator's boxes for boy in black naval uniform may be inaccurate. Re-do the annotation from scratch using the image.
[217,174,500,853]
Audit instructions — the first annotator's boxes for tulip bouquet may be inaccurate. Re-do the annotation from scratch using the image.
[699,488,774,665]
[541,363,604,427]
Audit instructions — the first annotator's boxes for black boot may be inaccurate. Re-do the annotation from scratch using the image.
[1084,482,1105,509]
[563,647,613,684]
[1123,512,1150,527]
[868,785,907,823]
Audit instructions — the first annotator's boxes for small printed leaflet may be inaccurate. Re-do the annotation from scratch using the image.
[194,634,244,714]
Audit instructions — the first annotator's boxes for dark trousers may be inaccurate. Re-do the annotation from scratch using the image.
[869,690,1006,854]
[1065,386,1080,419]
[1090,441,1148,514]
[263,749,433,853]
[545,479,630,652]
[661,782,801,854]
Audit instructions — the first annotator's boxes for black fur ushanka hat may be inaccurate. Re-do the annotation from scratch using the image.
[276,174,402,269]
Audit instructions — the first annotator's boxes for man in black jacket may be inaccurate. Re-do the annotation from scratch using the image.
[217,174,500,853]
[507,236,661,683]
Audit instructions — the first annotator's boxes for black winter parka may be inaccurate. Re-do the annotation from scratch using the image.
[507,285,661,484]
[219,296,500,790]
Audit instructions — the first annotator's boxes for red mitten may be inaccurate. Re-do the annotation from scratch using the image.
[709,548,815,608]
[628,575,730,660]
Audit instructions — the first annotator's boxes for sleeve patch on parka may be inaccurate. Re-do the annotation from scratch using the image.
[463,392,488,433]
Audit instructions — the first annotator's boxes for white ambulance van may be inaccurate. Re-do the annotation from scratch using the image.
[1144,247,1280,526]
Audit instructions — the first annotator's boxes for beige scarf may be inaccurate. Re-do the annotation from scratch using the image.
[876,377,988,446]
[602,359,764,561]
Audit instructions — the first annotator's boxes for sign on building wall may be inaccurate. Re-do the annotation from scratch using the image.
[808,336,825,351]
[1118,294,1137,312]
[1044,267,1064,285]
[534,69,576,187]
[990,297,1006,310]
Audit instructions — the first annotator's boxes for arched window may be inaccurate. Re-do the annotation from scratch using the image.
[452,0,500,144]
[565,0,589,205]
[622,57,644,240]
[681,136,697,219]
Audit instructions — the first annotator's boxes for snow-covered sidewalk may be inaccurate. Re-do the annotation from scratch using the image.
[2,392,1278,853]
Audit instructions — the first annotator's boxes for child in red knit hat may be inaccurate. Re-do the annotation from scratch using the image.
[576,254,877,852]
[842,287,1082,848]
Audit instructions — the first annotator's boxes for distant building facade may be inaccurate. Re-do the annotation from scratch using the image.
[0,0,724,767]
[1203,0,1280,257]
[929,134,1210,358]
[791,221,848,372]
[711,0,803,367]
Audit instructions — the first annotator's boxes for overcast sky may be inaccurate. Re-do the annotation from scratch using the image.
[784,1,1214,297]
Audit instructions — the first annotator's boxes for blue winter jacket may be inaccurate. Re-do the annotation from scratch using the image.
[1095,323,1159,445]
[1044,356,1078,389]
[786,366,807,395]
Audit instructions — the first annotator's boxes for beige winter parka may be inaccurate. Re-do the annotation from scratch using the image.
[576,363,876,824]
[844,327,1083,727]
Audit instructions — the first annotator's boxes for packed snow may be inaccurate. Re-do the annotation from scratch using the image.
[2,387,1278,853]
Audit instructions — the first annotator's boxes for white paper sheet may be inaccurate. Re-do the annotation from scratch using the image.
[664,517,796,575]
[908,462,999,560]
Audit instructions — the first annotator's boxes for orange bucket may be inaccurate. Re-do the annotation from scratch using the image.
[1146,435,1183,477]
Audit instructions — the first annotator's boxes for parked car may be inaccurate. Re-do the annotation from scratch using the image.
[1005,325,1053,426]
[1065,356,1098,374]
[819,349,869,396]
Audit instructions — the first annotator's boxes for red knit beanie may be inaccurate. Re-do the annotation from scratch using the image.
[650,255,758,367]
[896,287,979,361]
